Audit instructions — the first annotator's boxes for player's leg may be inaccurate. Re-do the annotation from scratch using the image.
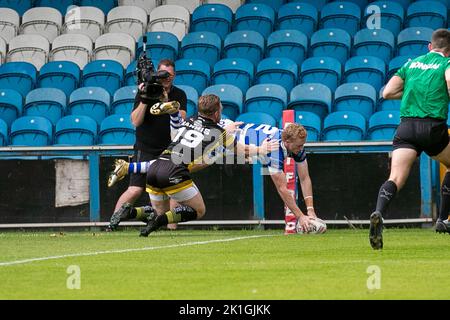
[432,142,450,233]
[167,199,179,230]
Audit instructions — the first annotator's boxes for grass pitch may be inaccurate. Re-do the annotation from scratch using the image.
[0,228,449,300]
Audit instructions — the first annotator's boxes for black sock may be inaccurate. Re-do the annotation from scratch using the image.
[151,206,198,231]
[375,180,398,216]
[439,172,450,221]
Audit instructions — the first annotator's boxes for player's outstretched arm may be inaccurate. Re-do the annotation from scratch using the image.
[236,138,280,158]
[297,160,317,219]
[383,75,404,100]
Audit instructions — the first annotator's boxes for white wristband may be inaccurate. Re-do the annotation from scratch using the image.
[304,196,313,200]
[307,207,314,210]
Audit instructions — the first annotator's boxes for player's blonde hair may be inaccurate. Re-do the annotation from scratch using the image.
[282,123,307,142]
[198,94,221,117]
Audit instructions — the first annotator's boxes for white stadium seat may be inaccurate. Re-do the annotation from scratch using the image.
[162,0,202,14]
[62,6,105,41]
[105,6,148,41]
[118,0,159,15]
[203,0,244,12]
[93,32,136,68]
[148,5,190,41]
[20,7,62,42]
[50,33,93,69]
[0,36,6,64]
[7,34,50,70]
[0,8,20,43]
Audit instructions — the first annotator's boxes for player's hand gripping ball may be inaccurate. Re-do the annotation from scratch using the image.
[296,218,327,234]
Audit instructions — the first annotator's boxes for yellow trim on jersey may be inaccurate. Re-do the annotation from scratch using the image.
[146,180,194,195]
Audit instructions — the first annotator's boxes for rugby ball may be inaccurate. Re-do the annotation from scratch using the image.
[296,218,327,234]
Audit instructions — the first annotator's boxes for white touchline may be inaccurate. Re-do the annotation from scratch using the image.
[0,235,277,267]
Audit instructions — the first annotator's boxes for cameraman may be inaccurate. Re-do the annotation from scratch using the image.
[107,59,187,231]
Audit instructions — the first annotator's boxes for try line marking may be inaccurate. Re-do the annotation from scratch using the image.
[0,234,277,267]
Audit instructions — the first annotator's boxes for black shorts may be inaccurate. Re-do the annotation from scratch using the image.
[146,157,192,193]
[128,149,160,187]
[393,117,449,156]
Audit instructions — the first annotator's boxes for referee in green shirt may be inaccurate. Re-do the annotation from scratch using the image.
[370,29,450,250]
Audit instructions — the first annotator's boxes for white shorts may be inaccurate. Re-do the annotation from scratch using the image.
[147,182,200,203]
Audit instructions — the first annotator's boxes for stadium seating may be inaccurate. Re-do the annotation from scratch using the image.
[82,60,124,96]
[37,61,80,97]
[125,60,137,86]
[0,0,32,16]
[93,33,136,68]
[343,0,369,10]
[245,0,284,11]
[0,62,37,97]
[234,3,275,39]
[387,55,414,79]
[6,34,50,70]
[50,34,93,69]
[62,6,105,41]
[405,1,447,30]
[352,28,396,64]
[190,3,233,40]
[148,5,190,41]
[244,84,287,125]
[288,83,332,120]
[211,58,254,94]
[293,0,328,11]
[0,37,6,65]
[0,8,20,43]
[204,0,244,13]
[23,88,66,125]
[176,85,198,118]
[136,32,179,63]
[277,2,318,38]
[236,111,277,127]
[334,83,377,120]
[295,111,322,142]
[173,58,210,95]
[105,5,148,41]
[110,85,137,115]
[363,1,404,36]
[255,58,298,93]
[98,114,135,145]
[223,30,265,65]
[20,7,62,42]
[320,2,361,37]
[300,57,342,92]
[397,27,434,56]
[266,30,308,65]
[391,0,412,9]
[0,118,7,146]
[310,28,352,64]
[67,87,111,125]
[378,86,401,111]
[343,56,386,91]
[180,31,222,67]
[367,110,400,140]
[33,0,75,15]
[322,111,366,141]
[9,115,53,146]
[118,0,159,15]
[54,115,98,146]
[163,0,202,13]
[202,84,243,120]
[0,89,23,127]
[78,0,117,15]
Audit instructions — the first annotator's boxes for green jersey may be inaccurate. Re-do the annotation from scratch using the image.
[395,51,450,120]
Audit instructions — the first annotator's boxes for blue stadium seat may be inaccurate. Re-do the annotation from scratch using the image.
[0,62,36,97]
[0,0,32,15]
[393,0,412,9]
[136,32,179,62]
[212,58,254,94]
[0,89,23,127]
[288,83,332,120]
[111,86,138,115]
[54,115,97,146]
[9,115,53,146]
[0,118,7,146]
[244,84,287,125]
[234,3,275,39]
[397,27,434,57]
[367,110,400,140]
[34,0,74,15]
[191,4,233,40]
[68,87,110,125]
[98,114,135,145]
[344,56,386,91]
[255,58,298,93]
[223,30,265,65]
[38,61,80,97]
[378,86,401,111]
[180,31,222,67]
[405,1,447,30]
[125,61,137,86]
[245,0,285,11]
[300,57,342,92]
[23,88,66,126]
[277,2,318,38]
[173,59,211,95]
[266,30,308,65]
[203,84,243,120]
[338,0,369,10]
[320,2,361,37]
[295,111,322,142]
[387,55,415,79]
[353,28,396,64]
[310,28,352,64]
[82,60,124,97]
[291,0,327,11]
[78,0,117,15]
[334,83,377,120]
[236,112,277,127]
[322,111,366,141]
[176,85,198,118]
[363,1,404,36]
